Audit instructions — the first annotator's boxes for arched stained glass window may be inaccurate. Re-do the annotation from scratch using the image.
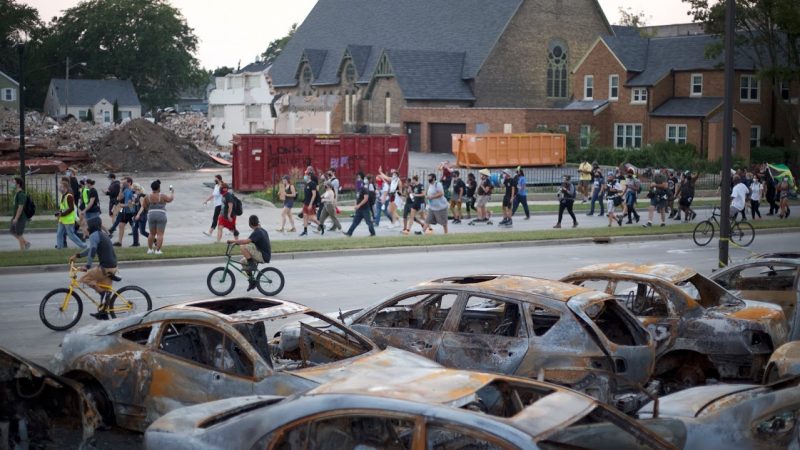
[547,39,568,98]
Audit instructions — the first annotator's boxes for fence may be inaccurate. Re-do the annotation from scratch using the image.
[1,174,60,216]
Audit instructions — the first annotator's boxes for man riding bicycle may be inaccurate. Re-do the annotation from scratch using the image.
[69,216,119,319]
[227,214,271,292]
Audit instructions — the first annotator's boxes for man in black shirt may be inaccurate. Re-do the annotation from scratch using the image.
[229,215,271,291]
[450,170,466,224]
[300,167,321,236]
[499,169,516,227]
[344,174,376,237]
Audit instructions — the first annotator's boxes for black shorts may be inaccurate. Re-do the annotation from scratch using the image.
[411,201,423,212]
[502,197,513,208]
[118,211,133,224]
[403,203,412,218]
[679,196,693,207]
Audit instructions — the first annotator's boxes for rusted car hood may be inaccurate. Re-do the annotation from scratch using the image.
[767,341,800,382]
[703,300,788,343]
[291,346,442,385]
[637,384,761,419]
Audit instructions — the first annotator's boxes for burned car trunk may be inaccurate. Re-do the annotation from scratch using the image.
[0,346,98,449]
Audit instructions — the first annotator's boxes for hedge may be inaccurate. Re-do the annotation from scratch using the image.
[567,142,748,173]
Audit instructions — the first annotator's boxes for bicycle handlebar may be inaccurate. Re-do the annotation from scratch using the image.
[225,242,239,257]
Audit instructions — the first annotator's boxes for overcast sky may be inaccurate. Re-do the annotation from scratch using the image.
[22,0,696,70]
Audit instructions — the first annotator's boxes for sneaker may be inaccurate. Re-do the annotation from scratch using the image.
[247,279,257,292]
[486,220,493,225]
[635,216,640,223]
[90,311,109,320]
[642,222,652,228]
[299,231,308,237]
[660,223,666,227]
[202,231,211,236]
[131,243,140,247]
[617,217,623,227]
[414,231,423,235]
[147,248,154,254]
[572,222,578,228]
[155,249,163,255]
[586,212,594,216]
[524,216,530,220]
[343,232,352,237]
[113,242,122,247]
[312,227,321,234]
[553,224,562,229]
[691,212,697,221]
[626,220,632,224]
[24,242,31,250]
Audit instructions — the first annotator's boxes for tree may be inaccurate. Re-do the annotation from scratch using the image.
[261,23,297,64]
[684,0,800,150]
[211,66,235,77]
[41,0,203,110]
[112,99,120,123]
[86,108,93,123]
[617,7,656,37]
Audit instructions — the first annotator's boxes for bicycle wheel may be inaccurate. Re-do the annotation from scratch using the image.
[731,221,755,247]
[256,267,285,296]
[692,220,715,246]
[108,286,152,319]
[40,288,83,331]
[207,267,235,296]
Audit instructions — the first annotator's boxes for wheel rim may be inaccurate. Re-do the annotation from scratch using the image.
[43,293,80,329]
[256,268,284,296]
[208,268,234,295]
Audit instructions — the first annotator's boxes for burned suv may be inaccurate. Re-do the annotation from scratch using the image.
[336,275,656,412]
[562,263,788,390]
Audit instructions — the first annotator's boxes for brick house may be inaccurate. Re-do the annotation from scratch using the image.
[269,0,613,151]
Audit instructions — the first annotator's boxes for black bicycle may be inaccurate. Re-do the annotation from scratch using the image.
[206,243,285,296]
[692,206,755,247]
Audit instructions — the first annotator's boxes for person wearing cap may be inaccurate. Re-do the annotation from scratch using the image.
[554,175,578,228]
[499,169,516,227]
[449,170,466,224]
[277,175,297,232]
[578,160,593,202]
[511,167,530,220]
[470,169,494,225]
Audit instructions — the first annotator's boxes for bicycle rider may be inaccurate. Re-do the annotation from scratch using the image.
[730,175,749,222]
[69,216,119,319]
[227,214,271,292]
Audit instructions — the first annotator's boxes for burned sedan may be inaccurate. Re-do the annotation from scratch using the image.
[637,377,800,450]
[765,341,800,383]
[145,368,679,450]
[325,275,656,411]
[561,263,788,390]
[710,258,800,340]
[53,297,441,432]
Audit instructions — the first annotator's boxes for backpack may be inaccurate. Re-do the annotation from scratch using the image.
[230,193,243,216]
[23,194,36,219]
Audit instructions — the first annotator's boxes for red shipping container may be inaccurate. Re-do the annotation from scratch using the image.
[232,134,408,192]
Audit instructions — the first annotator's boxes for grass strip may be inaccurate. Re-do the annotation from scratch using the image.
[0,219,59,229]
[2,218,798,268]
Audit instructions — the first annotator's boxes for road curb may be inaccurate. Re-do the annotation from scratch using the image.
[1,227,796,275]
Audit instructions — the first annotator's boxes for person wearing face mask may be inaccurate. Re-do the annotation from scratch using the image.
[377,167,401,228]
[499,169,516,227]
[299,167,321,236]
[203,175,224,237]
[422,173,449,235]
[470,169,493,225]
[344,174,376,237]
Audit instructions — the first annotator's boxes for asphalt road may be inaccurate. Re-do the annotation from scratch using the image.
[1,232,797,367]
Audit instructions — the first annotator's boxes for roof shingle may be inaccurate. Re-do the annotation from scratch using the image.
[650,97,723,117]
[49,79,140,107]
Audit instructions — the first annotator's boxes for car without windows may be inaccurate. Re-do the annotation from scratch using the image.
[285,275,657,413]
[145,367,679,450]
[53,297,441,432]
[710,258,800,340]
[561,263,788,391]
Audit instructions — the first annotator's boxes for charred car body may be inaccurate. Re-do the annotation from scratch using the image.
[145,368,678,450]
[53,297,440,432]
[764,341,800,383]
[561,263,788,390]
[299,275,657,412]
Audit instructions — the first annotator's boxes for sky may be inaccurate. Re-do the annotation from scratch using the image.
[22,0,697,70]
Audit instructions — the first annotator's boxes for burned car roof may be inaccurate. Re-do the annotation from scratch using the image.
[161,297,309,323]
[568,263,697,283]
[420,275,605,303]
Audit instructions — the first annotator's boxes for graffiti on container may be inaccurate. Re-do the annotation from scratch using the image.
[315,139,341,145]
[330,156,350,170]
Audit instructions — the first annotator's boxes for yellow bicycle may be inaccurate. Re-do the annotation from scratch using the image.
[39,262,152,331]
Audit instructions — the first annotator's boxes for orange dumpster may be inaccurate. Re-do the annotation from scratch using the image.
[452,133,566,168]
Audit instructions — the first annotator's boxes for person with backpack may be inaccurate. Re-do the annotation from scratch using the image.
[511,167,530,220]
[213,182,240,243]
[344,174,376,237]
[643,169,669,227]
[10,177,32,251]
[586,163,605,216]
[137,180,174,255]
[55,177,87,250]
[112,177,136,247]
[554,175,578,229]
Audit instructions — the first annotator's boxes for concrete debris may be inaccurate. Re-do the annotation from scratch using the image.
[159,113,219,153]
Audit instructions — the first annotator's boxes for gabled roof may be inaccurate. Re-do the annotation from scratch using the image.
[237,61,270,74]
[49,78,140,107]
[564,99,609,114]
[270,0,526,88]
[0,70,18,86]
[380,49,474,101]
[651,97,723,118]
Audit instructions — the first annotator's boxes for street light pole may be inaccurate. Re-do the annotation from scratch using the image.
[65,56,69,118]
[17,41,26,185]
[719,0,735,268]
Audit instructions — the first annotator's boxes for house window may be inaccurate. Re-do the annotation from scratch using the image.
[246,105,260,119]
[740,75,760,101]
[780,82,790,101]
[750,125,761,148]
[631,88,647,104]
[614,123,643,149]
[546,40,568,98]
[609,75,619,100]
[691,74,703,96]
[344,62,356,84]
[103,111,111,123]
[228,77,243,89]
[302,66,312,85]
[557,124,569,132]
[536,124,548,131]
[210,105,224,118]
[580,125,592,149]
[78,110,87,119]
[121,111,132,120]
[245,75,260,89]
[666,124,688,144]
[384,92,391,124]
[584,75,594,100]
[1,88,15,101]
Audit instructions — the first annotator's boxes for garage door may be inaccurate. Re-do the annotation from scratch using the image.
[429,123,466,153]
[406,122,421,153]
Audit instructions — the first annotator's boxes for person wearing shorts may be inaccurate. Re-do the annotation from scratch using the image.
[299,167,321,236]
[215,183,239,243]
[472,169,493,225]
[70,216,119,319]
[139,179,174,254]
[423,174,449,235]
[449,170,465,224]
[228,214,271,291]
[643,170,668,227]
[9,177,30,250]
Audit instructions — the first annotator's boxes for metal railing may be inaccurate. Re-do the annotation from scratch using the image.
[2,174,59,216]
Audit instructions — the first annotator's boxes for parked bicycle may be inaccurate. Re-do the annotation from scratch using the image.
[39,263,152,331]
[206,243,285,296]
[692,206,755,247]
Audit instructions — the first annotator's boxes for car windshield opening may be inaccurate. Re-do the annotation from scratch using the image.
[459,380,554,418]
[679,274,742,308]
[582,300,647,346]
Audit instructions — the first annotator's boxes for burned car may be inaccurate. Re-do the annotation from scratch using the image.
[638,377,800,450]
[306,275,656,411]
[561,263,788,390]
[764,341,800,383]
[145,368,678,450]
[54,297,440,432]
[710,258,800,340]
[1,346,98,448]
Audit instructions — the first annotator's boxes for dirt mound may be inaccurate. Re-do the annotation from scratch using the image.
[91,118,221,171]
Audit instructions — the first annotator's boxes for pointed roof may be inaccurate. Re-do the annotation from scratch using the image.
[379,49,474,101]
[0,70,18,86]
[49,79,140,107]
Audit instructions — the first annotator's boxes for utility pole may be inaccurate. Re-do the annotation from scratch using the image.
[17,42,26,184]
[719,0,735,268]
[65,56,70,118]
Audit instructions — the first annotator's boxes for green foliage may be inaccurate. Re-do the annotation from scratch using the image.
[751,146,798,165]
[261,24,297,64]
[40,0,203,110]
[616,7,657,38]
[211,66,235,77]
[0,0,42,72]
[568,142,699,170]
[86,108,93,122]
[112,99,120,123]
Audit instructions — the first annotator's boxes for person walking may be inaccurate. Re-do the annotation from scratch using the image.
[464,172,477,220]
[215,183,240,242]
[130,183,149,247]
[605,172,624,227]
[228,214,271,291]
[450,170,466,224]
[750,172,764,220]
[138,180,174,255]
[9,177,31,251]
[317,181,342,234]
[554,175,578,228]
[325,168,341,231]
[511,167,530,220]
[622,170,641,224]
[203,175,224,237]
[470,169,493,225]
[587,163,605,216]
[105,173,121,227]
[422,173,449,235]
[765,169,778,216]
[643,169,669,227]
[344,174,376,237]
[112,177,136,247]
[403,175,426,235]
[499,169,516,227]
[299,168,321,236]
[676,171,698,222]
[578,160,593,202]
[730,175,749,221]
[277,175,297,232]
[778,177,792,219]
[666,171,680,220]
[55,177,87,250]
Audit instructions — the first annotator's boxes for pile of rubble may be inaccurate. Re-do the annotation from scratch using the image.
[159,113,218,152]
[91,118,223,171]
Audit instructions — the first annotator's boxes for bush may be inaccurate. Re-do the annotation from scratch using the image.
[568,142,702,171]
[751,146,797,165]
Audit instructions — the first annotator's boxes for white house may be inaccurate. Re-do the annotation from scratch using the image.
[207,62,276,145]
[43,78,142,125]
